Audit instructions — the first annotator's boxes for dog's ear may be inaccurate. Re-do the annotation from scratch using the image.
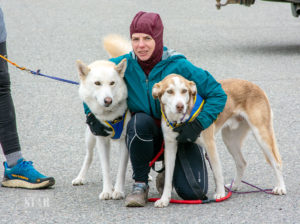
[152,82,162,99]
[188,80,197,96]
[115,58,127,77]
[76,60,90,80]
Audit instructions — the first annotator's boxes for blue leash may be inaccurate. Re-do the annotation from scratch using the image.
[31,69,79,85]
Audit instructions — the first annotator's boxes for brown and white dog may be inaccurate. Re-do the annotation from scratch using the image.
[152,74,286,208]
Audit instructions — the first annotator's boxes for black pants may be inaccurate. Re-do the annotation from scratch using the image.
[126,113,208,199]
[0,41,21,155]
[126,113,163,184]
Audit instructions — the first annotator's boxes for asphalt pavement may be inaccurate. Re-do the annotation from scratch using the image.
[0,1,299,223]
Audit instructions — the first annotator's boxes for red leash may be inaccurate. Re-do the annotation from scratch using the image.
[149,142,164,168]
[148,191,232,204]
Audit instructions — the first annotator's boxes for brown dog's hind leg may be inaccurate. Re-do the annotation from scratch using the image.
[248,111,286,195]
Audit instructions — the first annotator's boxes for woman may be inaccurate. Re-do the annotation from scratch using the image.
[84,11,227,207]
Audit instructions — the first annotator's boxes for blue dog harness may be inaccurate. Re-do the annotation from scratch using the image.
[104,111,128,139]
[162,94,205,129]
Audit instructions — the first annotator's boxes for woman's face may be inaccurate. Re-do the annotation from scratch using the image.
[131,33,155,61]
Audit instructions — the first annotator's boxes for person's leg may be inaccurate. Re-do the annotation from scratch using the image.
[126,113,163,184]
[0,41,55,189]
[125,113,163,206]
[0,41,22,167]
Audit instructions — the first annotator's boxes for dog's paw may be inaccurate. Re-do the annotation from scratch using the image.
[72,177,86,186]
[272,186,287,195]
[99,191,113,200]
[213,191,226,199]
[154,198,170,208]
[112,191,125,200]
[225,182,239,191]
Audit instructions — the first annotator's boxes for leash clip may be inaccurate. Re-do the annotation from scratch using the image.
[35,69,41,76]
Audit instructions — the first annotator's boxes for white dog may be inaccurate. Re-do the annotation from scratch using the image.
[152,74,286,207]
[72,58,130,200]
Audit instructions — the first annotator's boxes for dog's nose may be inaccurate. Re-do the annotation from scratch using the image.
[176,103,184,113]
[104,97,112,106]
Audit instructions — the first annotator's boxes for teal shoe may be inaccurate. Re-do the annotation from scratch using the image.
[2,158,55,189]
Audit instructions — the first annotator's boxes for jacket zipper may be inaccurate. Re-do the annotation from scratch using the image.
[145,77,154,117]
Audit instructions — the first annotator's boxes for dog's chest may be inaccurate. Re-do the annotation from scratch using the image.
[161,121,178,141]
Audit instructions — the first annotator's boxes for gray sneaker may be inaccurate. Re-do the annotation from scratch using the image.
[125,182,149,207]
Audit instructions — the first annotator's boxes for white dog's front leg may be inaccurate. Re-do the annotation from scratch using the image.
[112,140,129,200]
[97,137,113,200]
[154,140,177,208]
[72,128,96,185]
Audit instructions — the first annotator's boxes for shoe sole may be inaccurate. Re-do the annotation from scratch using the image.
[125,200,146,207]
[125,194,149,207]
[1,177,55,189]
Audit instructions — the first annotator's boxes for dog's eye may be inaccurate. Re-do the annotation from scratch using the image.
[110,81,115,86]
[95,81,101,86]
[181,89,187,94]
[167,89,174,94]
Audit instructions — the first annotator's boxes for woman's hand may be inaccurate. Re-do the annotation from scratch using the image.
[173,119,203,143]
[86,113,112,136]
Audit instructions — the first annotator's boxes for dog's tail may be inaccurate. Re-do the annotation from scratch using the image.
[103,34,132,58]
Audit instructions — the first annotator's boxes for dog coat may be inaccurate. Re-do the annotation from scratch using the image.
[161,94,205,129]
[104,111,128,139]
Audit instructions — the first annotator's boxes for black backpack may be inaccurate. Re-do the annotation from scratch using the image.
[173,142,208,200]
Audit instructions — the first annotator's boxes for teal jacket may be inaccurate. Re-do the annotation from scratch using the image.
[84,47,227,129]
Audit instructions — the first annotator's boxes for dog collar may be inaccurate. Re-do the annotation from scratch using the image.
[161,94,205,129]
[104,111,128,139]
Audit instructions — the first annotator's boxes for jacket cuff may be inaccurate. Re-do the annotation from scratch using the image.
[83,102,91,115]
